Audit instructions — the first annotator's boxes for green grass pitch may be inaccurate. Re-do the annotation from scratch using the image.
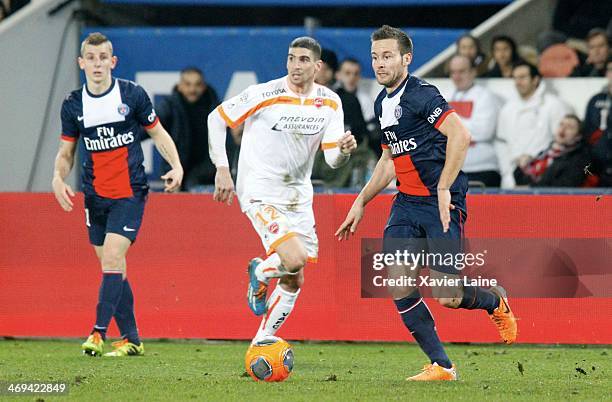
[0,339,610,401]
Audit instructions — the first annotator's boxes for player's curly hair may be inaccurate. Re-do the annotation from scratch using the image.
[80,32,113,56]
[290,36,322,60]
[371,25,413,55]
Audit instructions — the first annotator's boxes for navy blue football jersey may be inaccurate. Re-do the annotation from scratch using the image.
[374,75,468,198]
[60,78,159,199]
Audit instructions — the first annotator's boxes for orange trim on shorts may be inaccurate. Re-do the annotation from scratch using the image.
[321,142,338,150]
[267,232,297,255]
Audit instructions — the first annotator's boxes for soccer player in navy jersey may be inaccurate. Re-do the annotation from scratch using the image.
[336,26,517,380]
[52,32,183,357]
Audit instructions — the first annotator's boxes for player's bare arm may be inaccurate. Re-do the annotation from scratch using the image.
[52,139,77,212]
[147,123,184,192]
[436,112,471,232]
[335,148,396,240]
[207,106,235,206]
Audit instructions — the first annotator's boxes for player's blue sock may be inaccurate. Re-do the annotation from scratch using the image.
[94,272,124,340]
[114,279,140,346]
[459,286,500,314]
[394,290,452,369]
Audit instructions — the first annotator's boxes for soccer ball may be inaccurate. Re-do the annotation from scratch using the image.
[245,337,294,382]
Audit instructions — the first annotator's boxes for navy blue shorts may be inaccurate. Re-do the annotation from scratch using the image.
[84,190,148,246]
[383,192,467,274]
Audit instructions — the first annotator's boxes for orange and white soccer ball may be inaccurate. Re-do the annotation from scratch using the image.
[245,337,294,382]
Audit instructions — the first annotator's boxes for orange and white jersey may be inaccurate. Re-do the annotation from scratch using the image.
[209,76,345,211]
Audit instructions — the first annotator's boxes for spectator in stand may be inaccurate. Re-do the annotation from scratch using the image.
[156,67,223,190]
[455,34,488,76]
[552,0,612,40]
[484,35,521,78]
[496,61,572,187]
[448,54,501,187]
[514,115,590,187]
[315,49,368,145]
[571,28,611,77]
[583,58,612,187]
[335,57,382,156]
[313,49,376,188]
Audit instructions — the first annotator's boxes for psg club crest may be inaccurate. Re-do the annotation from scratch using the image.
[394,105,402,120]
[314,97,323,108]
[117,103,130,116]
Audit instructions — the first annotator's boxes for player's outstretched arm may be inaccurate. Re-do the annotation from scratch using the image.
[335,148,395,240]
[52,139,77,212]
[436,112,471,232]
[208,108,235,205]
[147,123,184,192]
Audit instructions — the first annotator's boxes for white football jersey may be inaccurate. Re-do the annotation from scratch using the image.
[216,76,345,211]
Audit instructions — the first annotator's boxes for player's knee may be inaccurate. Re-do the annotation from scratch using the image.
[101,252,124,271]
[281,252,308,273]
[279,269,303,292]
[435,297,461,309]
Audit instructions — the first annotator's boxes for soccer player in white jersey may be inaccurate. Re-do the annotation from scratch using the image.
[208,37,357,344]
[52,33,183,357]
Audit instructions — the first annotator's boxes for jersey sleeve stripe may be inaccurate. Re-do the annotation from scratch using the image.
[61,134,77,142]
[434,109,455,129]
[143,116,159,130]
[321,142,338,150]
[217,105,237,128]
[381,144,389,149]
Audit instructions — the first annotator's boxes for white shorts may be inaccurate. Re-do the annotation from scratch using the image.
[245,203,318,262]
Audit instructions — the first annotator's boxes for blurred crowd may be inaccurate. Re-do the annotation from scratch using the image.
[164,28,611,192]
[444,24,611,189]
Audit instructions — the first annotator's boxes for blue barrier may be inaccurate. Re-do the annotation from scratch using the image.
[83,26,464,87]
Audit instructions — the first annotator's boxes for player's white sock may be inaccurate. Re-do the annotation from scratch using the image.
[255,253,286,283]
[253,284,300,343]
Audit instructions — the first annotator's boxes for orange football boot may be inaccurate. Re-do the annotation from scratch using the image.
[406,363,457,381]
[489,286,518,345]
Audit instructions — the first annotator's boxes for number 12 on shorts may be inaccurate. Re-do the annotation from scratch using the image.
[255,205,279,226]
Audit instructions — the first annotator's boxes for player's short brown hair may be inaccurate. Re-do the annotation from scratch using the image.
[80,32,113,56]
[289,36,322,60]
[371,25,413,55]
